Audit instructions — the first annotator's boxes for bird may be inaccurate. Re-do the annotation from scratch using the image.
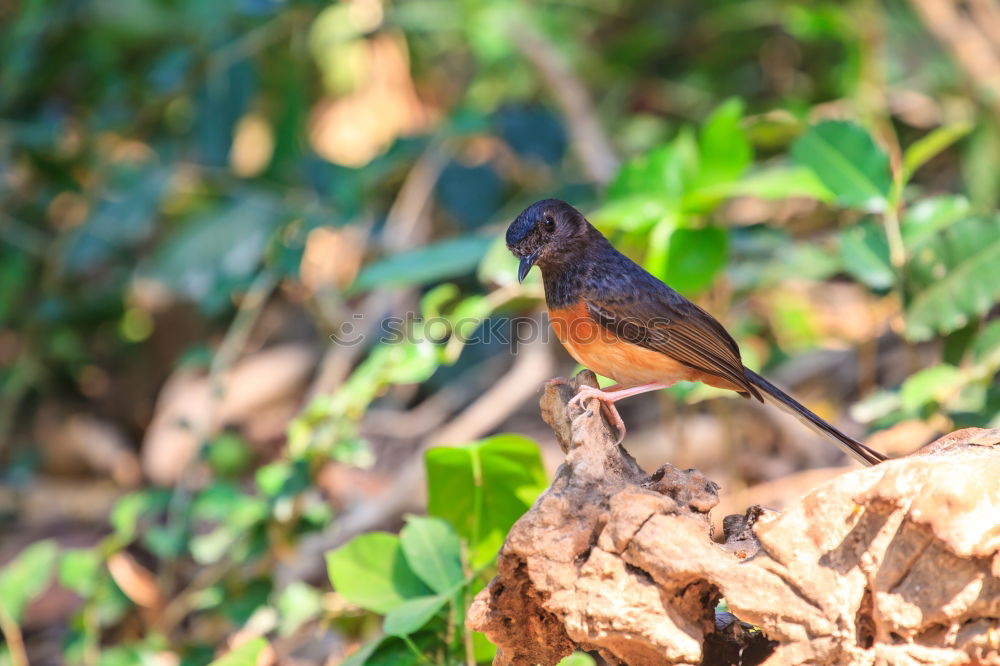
[506,198,886,466]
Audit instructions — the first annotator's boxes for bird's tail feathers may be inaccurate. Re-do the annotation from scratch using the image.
[743,369,886,466]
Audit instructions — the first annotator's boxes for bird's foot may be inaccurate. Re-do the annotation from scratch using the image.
[568,385,628,444]
[567,383,670,445]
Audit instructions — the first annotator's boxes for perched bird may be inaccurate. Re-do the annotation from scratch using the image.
[506,198,886,466]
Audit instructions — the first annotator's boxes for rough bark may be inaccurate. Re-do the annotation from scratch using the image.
[467,371,1000,666]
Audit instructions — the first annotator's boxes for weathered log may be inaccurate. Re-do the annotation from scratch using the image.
[467,371,1000,666]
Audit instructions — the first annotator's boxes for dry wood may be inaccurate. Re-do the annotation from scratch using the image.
[468,371,1000,666]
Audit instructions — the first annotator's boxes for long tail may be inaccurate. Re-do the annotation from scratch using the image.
[743,368,886,466]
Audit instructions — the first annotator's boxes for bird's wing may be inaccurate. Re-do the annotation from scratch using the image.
[585,294,762,401]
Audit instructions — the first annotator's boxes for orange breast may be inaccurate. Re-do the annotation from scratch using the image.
[548,302,702,387]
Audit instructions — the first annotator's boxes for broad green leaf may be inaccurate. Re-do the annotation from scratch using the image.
[342,636,421,666]
[326,532,432,614]
[850,389,903,424]
[724,165,834,201]
[972,320,1000,367]
[0,540,58,623]
[902,122,973,183]
[900,364,964,412]
[558,653,598,666]
[473,630,497,662]
[839,220,893,290]
[351,235,493,292]
[59,548,102,597]
[478,233,542,287]
[276,581,323,636]
[206,637,269,666]
[659,227,728,295]
[147,194,281,313]
[382,594,448,636]
[901,195,970,249]
[589,195,673,232]
[399,516,464,594]
[696,98,751,188]
[426,434,547,567]
[905,216,1000,340]
[110,489,171,543]
[606,143,688,205]
[792,121,892,211]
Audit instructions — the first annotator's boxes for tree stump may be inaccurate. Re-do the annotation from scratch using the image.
[467,371,1000,666]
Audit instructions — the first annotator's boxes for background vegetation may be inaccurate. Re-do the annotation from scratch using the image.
[2,0,1000,663]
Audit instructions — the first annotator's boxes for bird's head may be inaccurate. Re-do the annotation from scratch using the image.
[505,199,591,282]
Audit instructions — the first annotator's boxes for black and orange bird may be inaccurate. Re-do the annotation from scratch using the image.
[506,198,886,466]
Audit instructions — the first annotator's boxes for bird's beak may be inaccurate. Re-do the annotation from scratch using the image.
[517,250,540,283]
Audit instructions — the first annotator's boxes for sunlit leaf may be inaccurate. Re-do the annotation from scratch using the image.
[399,516,464,594]
[659,226,728,295]
[901,195,970,250]
[972,320,1000,367]
[900,364,964,412]
[792,121,891,211]
[383,594,448,636]
[59,548,102,597]
[725,165,834,201]
[839,220,893,290]
[206,637,269,666]
[905,216,1000,340]
[326,532,432,614]
[425,435,547,567]
[276,581,323,636]
[0,540,58,623]
[342,636,422,666]
[351,235,494,292]
[695,98,751,188]
[902,122,973,183]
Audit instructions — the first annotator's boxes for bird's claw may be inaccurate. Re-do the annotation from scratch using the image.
[568,386,627,444]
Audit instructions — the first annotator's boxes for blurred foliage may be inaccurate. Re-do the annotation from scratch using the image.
[2,0,1000,663]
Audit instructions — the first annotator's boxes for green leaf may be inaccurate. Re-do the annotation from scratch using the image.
[900,364,964,412]
[725,165,834,201]
[0,540,58,623]
[839,220,894,290]
[902,122,973,183]
[606,143,688,204]
[326,532,432,614]
[904,216,1000,340]
[589,195,673,232]
[972,319,1000,367]
[473,630,497,662]
[901,195,970,249]
[276,581,323,636]
[791,121,892,211]
[59,548,102,597]
[478,233,541,287]
[659,226,728,295]
[558,653,598,666]
[110,489,171,543]
[399,516,464,594]
[382,594,448,636]
[696,98,751,188]
[342,636,421,666]
[147,194,281,313]
[351,235,493,292]
[425,434,547,568]
[206,637,269,666]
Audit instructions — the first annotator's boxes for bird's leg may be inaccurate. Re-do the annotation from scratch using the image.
[568,383,668,444]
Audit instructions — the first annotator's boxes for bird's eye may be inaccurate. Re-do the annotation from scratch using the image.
[543,214,556,231]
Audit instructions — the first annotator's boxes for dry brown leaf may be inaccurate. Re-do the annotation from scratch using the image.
[299,226,364,292]
[142,344,315,485]
[108,552,162,609]
[309,33,433,167]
